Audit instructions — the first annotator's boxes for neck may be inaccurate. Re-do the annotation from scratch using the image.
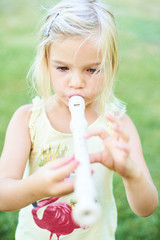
[45,95,99,133]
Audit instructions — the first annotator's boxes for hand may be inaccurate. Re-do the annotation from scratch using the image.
[85,115,136,178]
[29,156,79,199]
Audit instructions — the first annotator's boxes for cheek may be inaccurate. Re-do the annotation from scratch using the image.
[49,70,59,88]
[50,76,66,93]
[92,76,104,93]
[50,80,60,91]
[87,78,103,99]
[97,74,105,92]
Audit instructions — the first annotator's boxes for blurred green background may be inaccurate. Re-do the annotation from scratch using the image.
[0,0,159,239]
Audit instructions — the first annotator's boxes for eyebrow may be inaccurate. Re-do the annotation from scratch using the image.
[51,60,101,67]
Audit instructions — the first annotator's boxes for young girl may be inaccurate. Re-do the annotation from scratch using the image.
[0,0,158,239]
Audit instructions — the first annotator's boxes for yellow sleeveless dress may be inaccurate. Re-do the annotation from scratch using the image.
[15,96,117,240]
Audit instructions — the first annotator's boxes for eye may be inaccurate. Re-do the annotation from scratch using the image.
[56,66,69,71]
[87,68,100,74]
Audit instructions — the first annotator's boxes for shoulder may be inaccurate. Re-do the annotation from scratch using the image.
[12,95,44,122]
[10,104,33,127]
[2,104,34,162]
[119,113,138,134]
[14,104,33,115]
[119,113,142,148]
[1,104,34,179]
[119,113,136,129]
[4,104,35,139]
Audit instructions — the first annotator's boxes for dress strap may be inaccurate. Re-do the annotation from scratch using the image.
[29,96,44,143]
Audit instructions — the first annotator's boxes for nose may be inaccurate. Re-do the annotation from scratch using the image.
[68,71,85,89]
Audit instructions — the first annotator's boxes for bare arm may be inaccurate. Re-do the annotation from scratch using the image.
[0,105,32,210]
[120,115,158,217]
[0,105,78,211]
[86,114,158,217]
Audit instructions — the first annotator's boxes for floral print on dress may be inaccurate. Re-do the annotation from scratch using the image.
[39,144,68,167]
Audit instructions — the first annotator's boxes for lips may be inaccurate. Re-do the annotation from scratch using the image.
[68,94,84,99]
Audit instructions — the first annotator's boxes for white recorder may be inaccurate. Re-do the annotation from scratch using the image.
[69,96,101,227]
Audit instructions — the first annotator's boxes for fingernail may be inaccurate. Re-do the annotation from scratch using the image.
[68,155,75,162]
[112,124,119,130]
[75,160,80,165]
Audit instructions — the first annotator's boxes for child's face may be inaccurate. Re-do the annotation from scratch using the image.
[48,37,103,109]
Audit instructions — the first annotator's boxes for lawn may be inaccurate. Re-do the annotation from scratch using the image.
[0,0,160,239]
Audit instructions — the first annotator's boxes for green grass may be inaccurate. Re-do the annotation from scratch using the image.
[0,0,160,239]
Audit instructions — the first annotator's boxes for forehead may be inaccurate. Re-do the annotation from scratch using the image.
[49,37,101,65]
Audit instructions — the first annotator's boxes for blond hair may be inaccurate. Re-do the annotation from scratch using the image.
[29,0,126,116]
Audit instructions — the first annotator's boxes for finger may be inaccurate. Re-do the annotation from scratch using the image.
[106,114,129,142]
[56,166,94,196]
[85,127,110,140]
[113,124,129,142]
[54,159,79,181]
[46,155,75,169]
[115,142,130,153]
[105,114,119,125]
[89,151,113,170]
[89,152,103,164]
[56,178,75,196]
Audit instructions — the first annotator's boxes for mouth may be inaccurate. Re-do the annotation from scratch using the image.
[68,94,84,99]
